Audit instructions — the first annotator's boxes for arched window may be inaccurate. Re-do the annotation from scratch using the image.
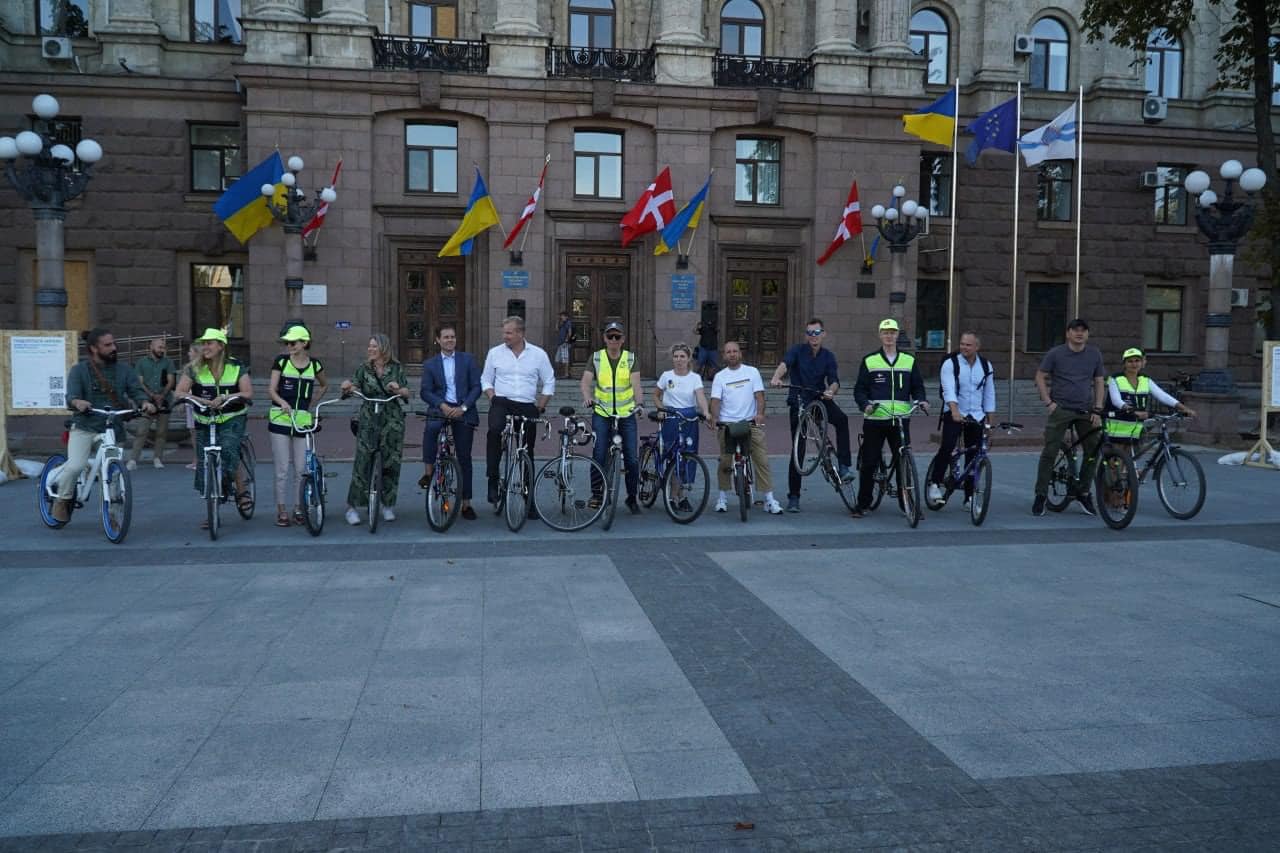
[1029,18,1069,91]
[720,0,764,56]
[570,0,614,50]
[909,9,949,86]
[1145,28,1182,99]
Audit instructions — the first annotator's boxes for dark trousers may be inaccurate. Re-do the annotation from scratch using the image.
[1035,407,1102,497]
[486,397,541,481]
[787,399,852,498]
[425,413,475,500]
[591,412,640,500]
[857,418,910,510]
[929,418,984,497]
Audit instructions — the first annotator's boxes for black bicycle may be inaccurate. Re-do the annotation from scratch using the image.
[859,401,928,528]
[592,412,630,531]
[924,418,1023,526]
[785,386,857,512]
[1045,409,1139,530]
[637,408,711,523]
[420,414,476,533]
[1126,412,1206,519]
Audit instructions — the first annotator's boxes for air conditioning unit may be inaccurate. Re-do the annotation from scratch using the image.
[1231,288,1249,308]
[1014,33,1034,56]
[1140,170,1162,189]
[1142,95,1168,122]
[41,36,73,61]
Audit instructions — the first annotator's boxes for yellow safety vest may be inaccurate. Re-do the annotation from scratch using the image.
[190,359,247,425]
[592,349,637,417]
[269,356,322,433]
[1106,374,1149,441]
[863,351,916,419]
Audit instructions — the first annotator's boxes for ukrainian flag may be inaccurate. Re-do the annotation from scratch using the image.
[902,88,957,148]
[439,168,502,257]
[214,151,286,244]
[655,174,710,256]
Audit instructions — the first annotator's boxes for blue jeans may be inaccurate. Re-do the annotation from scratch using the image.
[694,347,719,371]
[592,412,639,500]
[659,406,700,485]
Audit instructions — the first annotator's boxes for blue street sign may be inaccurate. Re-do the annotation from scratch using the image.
[335,321,352,330]
[671,274,696,311]
[502,270,530,289]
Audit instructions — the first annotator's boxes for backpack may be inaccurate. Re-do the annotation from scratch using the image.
[938,352,992,403]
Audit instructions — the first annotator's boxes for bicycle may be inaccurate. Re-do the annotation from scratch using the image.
[1126,412,1206,519]
[858,401,928,528]
[345,389,405,534]
[419,413,476,533]
[592,412,631,531]
[719,421,760,523]
[534,406,608,532]
[495,413,548,532]
[1044,409,1139,530]
[37,407,139,544]
[288,398,342,536]
[637,408,711,523]
[181,395,256,540]
[924,418,1023,526]
[783,386,858,513]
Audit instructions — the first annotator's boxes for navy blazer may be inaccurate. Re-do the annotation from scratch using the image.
[420,351,482,426]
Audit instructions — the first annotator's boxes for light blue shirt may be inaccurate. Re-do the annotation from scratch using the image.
[442,352,457,403]
[941,354,996,421]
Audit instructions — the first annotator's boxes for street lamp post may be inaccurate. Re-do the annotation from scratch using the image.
[1182,161,1267,394]
[871,183,929,350]
[261,155,337,311]
[0,94,104,330]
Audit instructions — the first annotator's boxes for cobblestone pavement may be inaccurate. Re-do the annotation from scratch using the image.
[1,451,1277,851]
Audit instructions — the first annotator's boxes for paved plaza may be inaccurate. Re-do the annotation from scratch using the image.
[0,449,1277,851]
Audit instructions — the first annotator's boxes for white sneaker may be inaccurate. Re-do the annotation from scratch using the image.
[125,459,137,471]
[927,483,944,503]
[714,497,727,513]
[381,506,396,522]
[764,498,784,515]
[153,459,164,469]
[345,508,361,525]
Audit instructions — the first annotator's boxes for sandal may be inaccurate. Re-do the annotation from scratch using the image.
[275,512,291,528]
[237,493,254,513]
[292,509,306,525]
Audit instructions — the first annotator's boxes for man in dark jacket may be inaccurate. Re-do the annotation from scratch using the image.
[419,324,482,519]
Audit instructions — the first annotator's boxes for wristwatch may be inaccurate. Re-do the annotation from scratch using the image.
[461,405,468,413]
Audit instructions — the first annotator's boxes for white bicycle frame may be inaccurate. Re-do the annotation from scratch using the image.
[45,410,131,506]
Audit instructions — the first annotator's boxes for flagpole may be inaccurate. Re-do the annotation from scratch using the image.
[680,168,714,260]
[1009,82,1022,425]
[1073,85,1083,317]
[519,154,551,253]
[945,78,960,353]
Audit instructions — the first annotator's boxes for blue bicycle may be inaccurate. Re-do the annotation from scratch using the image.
[637,407,711,524]
[924,417,1021,526]
[289,398,341,536]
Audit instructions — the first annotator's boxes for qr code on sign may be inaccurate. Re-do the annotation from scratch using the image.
[49,376,64,390]
[49,393,65,407]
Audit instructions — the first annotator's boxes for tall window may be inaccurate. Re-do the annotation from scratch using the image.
[38,0,89,36]
[410,0,457,38]
[192,0,243,44]
[1029,18,1069,91]
[406,123,458,193]
[1144,286,1183,352]
[909,9,949,86]
[1145,28,1182,99]
[192,264,245,341]
[915,280,948,350]
[1027,282,1068,352]
[570,0,614,50]
[720,0,764,56]
[735,138,780,205]
[1036,162,1073,222]
[190,125,240,192]
[919,152,951,216]
[574,131,623,198]
[1153,165,1187,226]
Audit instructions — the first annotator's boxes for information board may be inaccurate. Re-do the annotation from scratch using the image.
[2,330,78,416]
[671,274,696,311]
[502,270,530,289]
[1267,342,1280,410]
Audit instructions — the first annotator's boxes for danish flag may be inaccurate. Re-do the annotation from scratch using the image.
[503,156,549,249]
[301,158,342,240]
[620,167,676,247]
[817,180,862,266]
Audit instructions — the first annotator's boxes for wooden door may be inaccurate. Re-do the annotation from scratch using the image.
[566,253,630,369]
[399,250,465,365]
[725,259,786,367]
[32,260,89,330]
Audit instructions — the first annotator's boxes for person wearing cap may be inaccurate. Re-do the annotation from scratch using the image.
[175,328,253,524]
[1032,318,1106,517]
[267,325,328,527]
[850,318,928,518]
[1106,348,1197,450]
[481,315,556,506]
[580,320,645,513]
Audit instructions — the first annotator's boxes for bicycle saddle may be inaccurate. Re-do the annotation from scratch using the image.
[559,405,576,417]
[647,412,663,422]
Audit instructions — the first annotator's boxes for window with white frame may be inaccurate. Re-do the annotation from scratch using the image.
[1145,28,1182,99]
[720,0,764,56]
[909,9,949,86]
[1029,18,1069,92]
[406,123,458,193]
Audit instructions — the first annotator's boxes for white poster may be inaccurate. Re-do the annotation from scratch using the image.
[9,336,68,410]
[302,284,328,306]
[1271,344,1280,409]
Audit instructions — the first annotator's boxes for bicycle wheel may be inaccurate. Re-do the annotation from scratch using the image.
[663,453,710,524]
[829,457,859,512]
[736,462,750,522]
[100,459,132,544]
[923,455,946,510]
[426,456,462,533]
[494,447,509,515]
[601,451,621,531]
[206,456,220,541]
[638,442,660,507]
[1046,443,1078,512]
[899,449,922,528]
[969,457,992,527]
[867,452,892,511]
[37,454,68,529]
[236,439,256,520]
[505,452,532,532]
[1154,449,1206,520]
[534,454,607,532]
[1095,446,1139,530]
[367,451,382,533]
[793,403,826,476]
[301,472,325,537]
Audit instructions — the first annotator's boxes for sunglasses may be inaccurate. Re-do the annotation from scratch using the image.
[805,329,824,336]
[605,334,622,341]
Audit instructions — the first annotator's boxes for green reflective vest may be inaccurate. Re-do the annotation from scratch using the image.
[1106,374,1149,440]
[863,351,916,418]
[592,349,637,417]
[269,355,323,434]
[190,358,247,425]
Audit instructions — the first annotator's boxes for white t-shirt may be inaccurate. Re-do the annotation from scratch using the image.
[711,364,763,422]
[655,370,703,409]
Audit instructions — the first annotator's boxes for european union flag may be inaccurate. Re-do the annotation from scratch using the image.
[963,96,1018,166]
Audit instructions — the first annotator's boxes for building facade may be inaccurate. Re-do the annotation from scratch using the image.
[1,0,1275,392]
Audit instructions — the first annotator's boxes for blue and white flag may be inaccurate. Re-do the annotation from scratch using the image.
[1019,103,1076,167]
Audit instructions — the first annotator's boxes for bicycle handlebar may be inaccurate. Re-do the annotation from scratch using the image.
[181,393,247,412]
[654,407,706,422]
[345,390,403,405]
[415,412,477,428]
[286,397,342,434]
[504,413,550,442]
[867,401,929,417]
[86,407,142,419]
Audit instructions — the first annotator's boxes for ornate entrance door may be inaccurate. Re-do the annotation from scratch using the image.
[725,259,786,367]
[398,250,465,365]
[566,253,630,369]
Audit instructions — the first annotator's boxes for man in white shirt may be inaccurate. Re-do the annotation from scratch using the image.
[480,315,556,505]
[709,341,783,514]
[927,330,996,507]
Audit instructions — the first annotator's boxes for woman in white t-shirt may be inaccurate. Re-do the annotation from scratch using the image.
[653,343,711,461]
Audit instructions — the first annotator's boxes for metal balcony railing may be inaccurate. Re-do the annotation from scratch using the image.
[372,34,489,73]
[545,45,656,82]
[713,53,814,90]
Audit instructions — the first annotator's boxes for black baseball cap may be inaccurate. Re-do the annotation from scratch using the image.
[602,321,625,334]
[1066,318,1089,330]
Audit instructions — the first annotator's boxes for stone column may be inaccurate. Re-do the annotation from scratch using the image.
[653,0,712,85]
[813,0,858,54]
[970,0,1019,84]
[33,205,68,331]
[240,0,308,65]
[1196,253,1236,392]
[492,0,541,37]
[320,0,368,24]
[487,0,548,78]
[887,244,912,351]
[250,0,306,19]
[869,0,911,55]
[102,0,160,32]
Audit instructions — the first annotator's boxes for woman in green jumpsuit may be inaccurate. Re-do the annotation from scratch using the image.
[341,334,411,524]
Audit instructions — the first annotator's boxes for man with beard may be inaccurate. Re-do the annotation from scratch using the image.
[54,328,155,522]
[129,337,176,470]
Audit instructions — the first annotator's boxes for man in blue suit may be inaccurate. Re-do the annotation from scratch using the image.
[419,324,482,519]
